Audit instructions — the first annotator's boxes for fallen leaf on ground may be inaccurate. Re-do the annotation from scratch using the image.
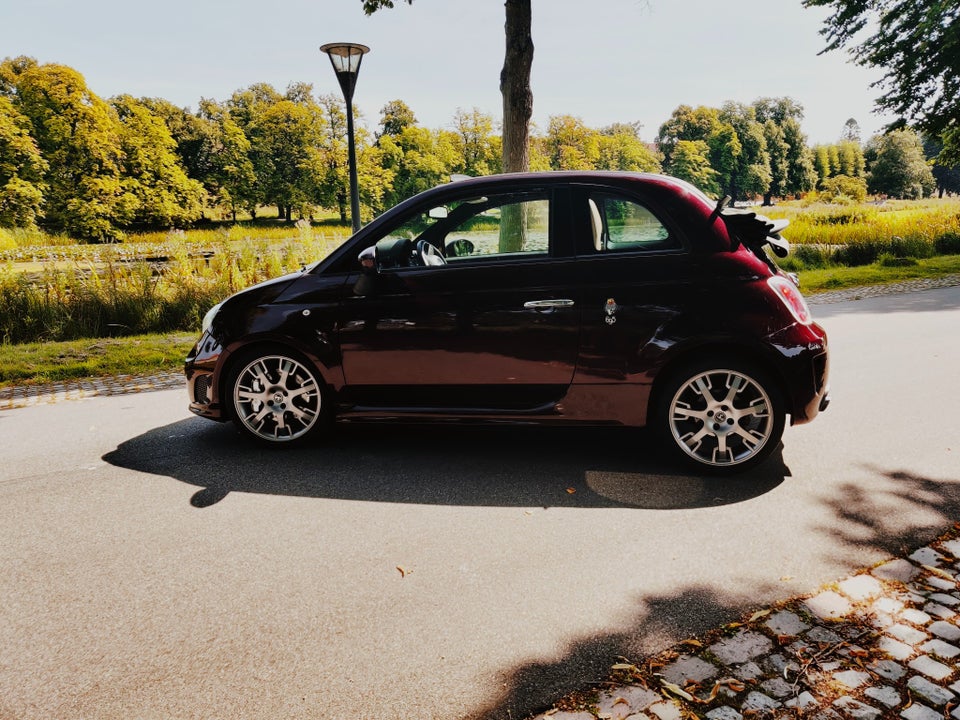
[748,609,771,622]
[659,679,694,702]
[923,564,957,582]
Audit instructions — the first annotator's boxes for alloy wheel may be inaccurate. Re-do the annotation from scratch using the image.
[232,354,322,442]
[667,368,776,468]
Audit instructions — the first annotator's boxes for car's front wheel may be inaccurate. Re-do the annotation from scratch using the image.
[656,359,785,473]
[228,348,327,444]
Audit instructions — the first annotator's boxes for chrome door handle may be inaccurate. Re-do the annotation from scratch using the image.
[523,299,575,309]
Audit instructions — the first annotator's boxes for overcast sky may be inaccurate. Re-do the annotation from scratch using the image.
[1,0,895,145]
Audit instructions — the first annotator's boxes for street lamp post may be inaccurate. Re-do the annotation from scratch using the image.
[320,42,370,234]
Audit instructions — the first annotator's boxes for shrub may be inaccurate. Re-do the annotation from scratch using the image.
[819,175,868,204]
[877,253,918,267]
[934,231,960,255]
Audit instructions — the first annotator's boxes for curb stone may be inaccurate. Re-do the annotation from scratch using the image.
[0,370,183,410]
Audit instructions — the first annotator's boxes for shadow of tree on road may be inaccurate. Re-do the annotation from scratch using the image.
[468,467,960,720]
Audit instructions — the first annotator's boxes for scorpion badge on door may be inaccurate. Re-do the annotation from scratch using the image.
[605,298,619,325]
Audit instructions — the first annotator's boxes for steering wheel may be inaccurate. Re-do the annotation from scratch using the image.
[415,239,447,266]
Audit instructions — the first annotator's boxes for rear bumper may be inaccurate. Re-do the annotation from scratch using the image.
[770,320,830,425]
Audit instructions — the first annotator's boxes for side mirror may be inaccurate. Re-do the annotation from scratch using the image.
[428,206,448,220]
[358,245,377,272]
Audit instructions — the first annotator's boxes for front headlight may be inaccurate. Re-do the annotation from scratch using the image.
[201,302,223,335]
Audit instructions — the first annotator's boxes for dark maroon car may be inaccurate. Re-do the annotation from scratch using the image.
[185,172,829,472]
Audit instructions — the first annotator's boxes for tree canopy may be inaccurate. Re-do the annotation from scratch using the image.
[805,0,960,159]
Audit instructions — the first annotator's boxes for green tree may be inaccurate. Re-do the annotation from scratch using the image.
[197,99,257,220]
[111,95,204,228]
[761,119,788,205]
[11,61,128,239]
[782,118,817,198]
[753,97,815,201]
[813,144,832,187]
[451,107,500,176]
[657,105,722,168]
[805,0,960,158]
[249,98,328,220]
[718,102,771,200]
[317,93,350,221]
[836,140,866,178]
[378,99,417,139]
[596,123,660,172]
[0,94,46,227]
[923,134,960,198]
[867,129,936,198]
[378,125,456,207]
[841,118,861,143]
[545,115,599,170]
[665,139,720,195]
[820,174,868,202]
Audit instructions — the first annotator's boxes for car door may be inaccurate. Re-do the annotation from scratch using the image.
[573,186,699,385]
[337,187,581,411]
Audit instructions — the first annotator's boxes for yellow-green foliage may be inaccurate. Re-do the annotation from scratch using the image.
[765,197,960,266]
[766,198,960,245]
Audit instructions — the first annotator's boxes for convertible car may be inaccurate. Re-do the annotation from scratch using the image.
[185,172,829,472]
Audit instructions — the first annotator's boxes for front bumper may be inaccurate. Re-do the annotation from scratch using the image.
[185,331,226,421]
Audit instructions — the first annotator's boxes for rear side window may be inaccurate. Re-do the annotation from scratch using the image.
[589,194,678,252]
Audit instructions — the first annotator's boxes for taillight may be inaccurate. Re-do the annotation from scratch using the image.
[768,275,812,325]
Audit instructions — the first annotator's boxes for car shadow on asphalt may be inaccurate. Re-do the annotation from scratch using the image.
[102,418,788,510]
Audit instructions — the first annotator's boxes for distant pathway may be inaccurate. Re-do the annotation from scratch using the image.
[2,274,959,411]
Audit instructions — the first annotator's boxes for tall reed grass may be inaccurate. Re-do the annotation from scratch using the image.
[0,222,348,344]
[765,198,960,268]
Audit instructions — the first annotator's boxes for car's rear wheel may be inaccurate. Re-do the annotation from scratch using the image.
[656,359,784,473]
[228,348,327,444]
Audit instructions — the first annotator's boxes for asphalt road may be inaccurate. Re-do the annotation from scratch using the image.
[2,286,958,720]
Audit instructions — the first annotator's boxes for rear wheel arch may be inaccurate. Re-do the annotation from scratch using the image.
[650,349,787,472]
[647,342,790,426]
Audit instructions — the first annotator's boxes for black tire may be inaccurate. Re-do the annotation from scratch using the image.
[654,358,785,473]
[226,347,329,445]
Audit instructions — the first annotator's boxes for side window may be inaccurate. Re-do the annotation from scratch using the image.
[590,194,677,252]
[440,194,550,262]
[367,191,550,270]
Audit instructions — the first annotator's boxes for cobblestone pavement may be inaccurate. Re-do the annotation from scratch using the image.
[804,274,960,305]
[0,369,184,410]
[532,530,960,720]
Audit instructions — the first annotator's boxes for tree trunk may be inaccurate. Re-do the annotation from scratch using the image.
[337,191,348,223]
[500,0,533,175]
[277,203,285,220]
[762,192,773,206]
